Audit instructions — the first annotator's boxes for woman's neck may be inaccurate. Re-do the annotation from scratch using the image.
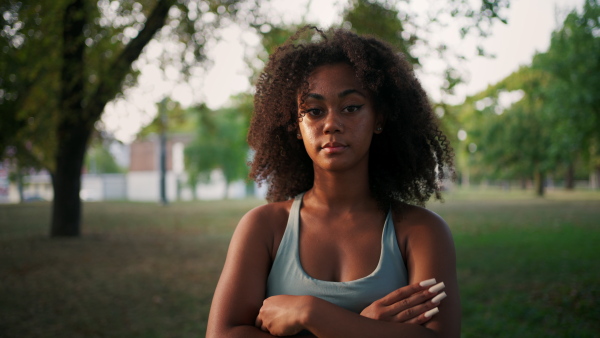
[306,164,377,213]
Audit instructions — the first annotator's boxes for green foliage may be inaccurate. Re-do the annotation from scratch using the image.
[0,0,246,161]
[0,1,63,171]
[84,141,124,174]
[479,68,553,178]
[452,67,570,194]
[257,24,300,55]
[532,0,600,166]
[250,23,312,83]
[184,104,219,190]
[1,0,258,234]
[184,94,253,197]
[137,98,195,137]
[0,0,248,169]
[343,0,417,64]
[448,1,600,193]
[341,0,510,95]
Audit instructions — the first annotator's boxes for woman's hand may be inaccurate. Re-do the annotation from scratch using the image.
[255,295,312,336]
[360,279,447,325]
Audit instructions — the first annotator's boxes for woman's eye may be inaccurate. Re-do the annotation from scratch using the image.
[306,108,323,117]
[344,105,363,113]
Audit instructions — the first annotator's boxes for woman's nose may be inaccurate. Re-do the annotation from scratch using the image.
[323,111,343,134]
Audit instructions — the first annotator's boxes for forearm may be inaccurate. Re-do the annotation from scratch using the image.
[303,296,439,338]
[210,325,320,337]
[207,324,274,338]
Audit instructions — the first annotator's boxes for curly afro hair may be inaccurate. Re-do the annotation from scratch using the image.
[248,26,453,207]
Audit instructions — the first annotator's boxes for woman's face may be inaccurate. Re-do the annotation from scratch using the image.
[298,63,383,173]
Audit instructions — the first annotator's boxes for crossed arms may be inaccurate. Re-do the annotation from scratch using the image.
[206,204,461,337]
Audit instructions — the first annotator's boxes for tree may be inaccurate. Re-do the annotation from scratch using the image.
[1,1,61,200]
[1,0,256,236]
[342,0,510,95]
[445,1,600,195]
[532,0,600,188]
[342,0,418,64]
[450,65,574,196]
[183,104,217,200]
[131,97,196,202]
[184,94,252,199]
[137,98,192,137]
[481,68,554,196]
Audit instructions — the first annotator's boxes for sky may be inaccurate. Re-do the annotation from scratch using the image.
[101,0,585,143]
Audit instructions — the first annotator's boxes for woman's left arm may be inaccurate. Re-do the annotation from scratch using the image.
[400,207,461,337]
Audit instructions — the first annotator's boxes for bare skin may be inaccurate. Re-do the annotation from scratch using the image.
[206,63,460,337]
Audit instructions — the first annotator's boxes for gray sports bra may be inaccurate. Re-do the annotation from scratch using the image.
[265,193,408,313]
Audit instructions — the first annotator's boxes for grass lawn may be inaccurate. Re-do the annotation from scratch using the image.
[0,189,598,337]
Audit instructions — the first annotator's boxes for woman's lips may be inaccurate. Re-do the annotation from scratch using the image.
[322,142,347,153]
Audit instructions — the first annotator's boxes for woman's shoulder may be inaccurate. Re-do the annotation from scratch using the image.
[234,199,294,256]
[392,203,456,268]
[392,203,452,242]
[240,199,293,229]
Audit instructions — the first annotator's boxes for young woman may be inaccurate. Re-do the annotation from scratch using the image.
[207,27,460,337]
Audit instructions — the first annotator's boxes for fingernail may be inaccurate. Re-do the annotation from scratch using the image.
[429,282,445,293]
[431,291,447,304]
[424,307,439,318]
[419,278,436,287]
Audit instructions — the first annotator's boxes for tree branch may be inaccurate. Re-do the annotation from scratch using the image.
[88,0,176,124]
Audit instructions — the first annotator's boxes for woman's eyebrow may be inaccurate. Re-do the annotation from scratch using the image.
[338,89,365,98]
[307,93,325,100]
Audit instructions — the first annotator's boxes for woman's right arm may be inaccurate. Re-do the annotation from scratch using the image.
[206,205,282,337]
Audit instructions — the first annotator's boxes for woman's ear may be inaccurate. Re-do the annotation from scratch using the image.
[374,113,386,134]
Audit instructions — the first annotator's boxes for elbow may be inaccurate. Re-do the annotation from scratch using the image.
[206,321,231,338]
[206,326,232,338]
[206,324,260,338]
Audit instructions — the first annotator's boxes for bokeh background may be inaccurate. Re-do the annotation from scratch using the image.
[1,0,598,337]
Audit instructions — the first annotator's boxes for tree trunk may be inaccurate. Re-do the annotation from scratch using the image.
[520,177,527,190]
[534,170,545,197]
[50,0,174,236]
[565,162,575,190]
[16,168,24,203]
[51,0,87,237]
[159,127,168,206]
[461,168,470,188]
[591,165,600,190]
[190,179,198,200]
[51,129,90,236]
